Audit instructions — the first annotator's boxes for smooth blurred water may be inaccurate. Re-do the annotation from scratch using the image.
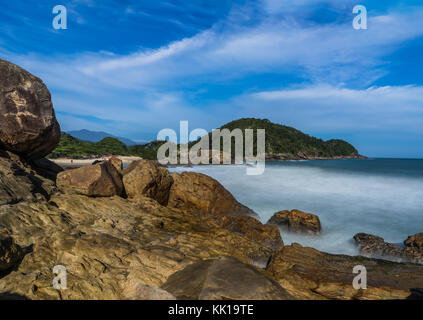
[170,159,423,255]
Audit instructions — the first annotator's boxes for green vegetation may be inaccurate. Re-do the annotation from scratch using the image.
[48,133,129,159]
[128,140,167,160]
[48,132,164,160]
[217,118,358,157]
[48,119,359,160]
[191,118,359,159]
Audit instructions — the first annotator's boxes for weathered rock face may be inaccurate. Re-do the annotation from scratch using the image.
[0,193,277,299]
[205,215,283,252]
[267,209,321,235]
[109,157,123,173]
[131,285,176,300]
[56,160,123,197]
[123,160,173,205]
[32,158,64,181]
[168,172,256,217]
[353,233,385,247]
[1,153,423,300]
[267,243,423,300]
[0,233,24,272]
[0,59,60,159]
[162,256,293,300]
[354,233,423,264]
[0,151,58,205]
[405,233,423,250]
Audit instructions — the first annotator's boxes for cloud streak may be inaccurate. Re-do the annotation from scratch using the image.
[1,1,423,156]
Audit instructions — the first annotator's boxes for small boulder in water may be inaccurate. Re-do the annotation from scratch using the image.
[267,209,321,235]
[353,232,423,264]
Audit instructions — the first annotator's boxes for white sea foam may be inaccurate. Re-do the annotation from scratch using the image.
[171,161,423,255]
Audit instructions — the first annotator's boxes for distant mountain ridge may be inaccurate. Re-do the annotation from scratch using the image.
[67,129,137,146]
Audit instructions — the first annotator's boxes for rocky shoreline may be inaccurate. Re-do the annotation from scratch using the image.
[265,152,368,161]
[0,59,422,300]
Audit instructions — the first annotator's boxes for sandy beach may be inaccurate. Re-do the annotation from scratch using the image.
[51,156,143,169]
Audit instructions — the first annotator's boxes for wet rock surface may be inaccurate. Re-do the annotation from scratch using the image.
[354,232,423,264]
[266,243,423,300]
[267,209,321,235]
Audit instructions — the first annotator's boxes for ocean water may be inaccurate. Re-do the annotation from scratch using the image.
[170,159,423,256]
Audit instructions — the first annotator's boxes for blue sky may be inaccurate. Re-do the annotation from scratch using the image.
[1,0,423,157]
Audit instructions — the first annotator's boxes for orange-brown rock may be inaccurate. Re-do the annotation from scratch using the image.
[205,215,283,251]
[0,59,60,159]
[56,160,123,197]
[0,232,24,272]
[405,233,423,250]
[168,172,256,217]
[354,232,423,264]
[122,160,173,205]
[162,256,293,300]
[267,209,321,234]
[0,151,58,205]
[0,193,276,299]
[131,284,176,300]
[32,157,64,181]
[2,152,423,300]
[266,243,423,300]
[109,157,123,173]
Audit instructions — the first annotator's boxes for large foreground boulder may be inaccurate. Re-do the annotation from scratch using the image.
[168,172,256,217]
[0,59,60,159]
[267,209,321,235]
[162,256,292,300]
[56,160,123,197]
[122,160,173,205]
[267,243,423,300]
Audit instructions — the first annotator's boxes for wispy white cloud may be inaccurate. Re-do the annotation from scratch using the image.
[47,8,423,90]
[262,0,355,14]
[2,1,423,157]
[235,84,423,134]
